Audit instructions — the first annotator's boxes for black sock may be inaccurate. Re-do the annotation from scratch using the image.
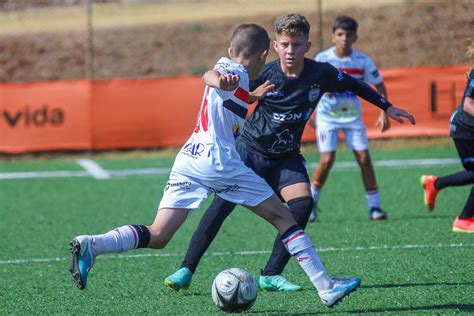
[459,187,474,219]
[261,197,313,276]
[180,196,236,273]
[130,224,151,248]
[435,170,474,190]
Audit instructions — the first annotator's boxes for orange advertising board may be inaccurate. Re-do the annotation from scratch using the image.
[0,65,471,154]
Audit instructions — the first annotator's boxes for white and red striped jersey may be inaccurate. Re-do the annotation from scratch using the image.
[315,47,383,124]
[172,57,251,179]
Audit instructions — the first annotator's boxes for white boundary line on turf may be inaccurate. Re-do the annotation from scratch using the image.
[1,242,473,265]
[0,158,460,180]
[76,159,110,179]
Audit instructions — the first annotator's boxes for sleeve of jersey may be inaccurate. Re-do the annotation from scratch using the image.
[212,64,235,100]
[363,57,383,85]
[222,83,250,119]
[322,62,391,111]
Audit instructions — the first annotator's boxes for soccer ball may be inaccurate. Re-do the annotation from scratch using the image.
[211,268,257,312]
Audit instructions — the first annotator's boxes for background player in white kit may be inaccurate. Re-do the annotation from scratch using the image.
[68,23,363,308]
[309,15,390,222]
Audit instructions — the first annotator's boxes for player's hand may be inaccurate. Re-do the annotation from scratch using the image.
[218,74,240,91]
[375,111,391,132]
[386,106,416,125]
[250,80,275,100]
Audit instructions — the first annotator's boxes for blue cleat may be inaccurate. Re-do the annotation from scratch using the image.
[69,235,95,290]
[164,267,193,291]
[318,277,361,307]
[258,275,302,292]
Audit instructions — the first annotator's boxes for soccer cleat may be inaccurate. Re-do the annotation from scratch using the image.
[258,275,302,292]
[452,217,474,233]
[318,277,361,307]
[69,235,95,290]
[370,207,387,221]
[420,175,439,211]
[164,267,193,291]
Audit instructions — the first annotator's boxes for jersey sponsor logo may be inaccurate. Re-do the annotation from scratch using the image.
[165,181,192,191]
[272,109,312,123]
[266,90,284,97]
[182,142,211,158]
[209,184,240,194]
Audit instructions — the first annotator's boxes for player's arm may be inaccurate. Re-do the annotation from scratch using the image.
[202,70,240,91]
[464,96,474,117]
[324,64,415,125]
[374,82,390,132]
[249,80,275,103]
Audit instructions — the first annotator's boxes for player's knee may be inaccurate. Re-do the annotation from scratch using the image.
[357,154,372,168]
[319,155,335,169]
[147,230,171,249]
[287,196,314,226]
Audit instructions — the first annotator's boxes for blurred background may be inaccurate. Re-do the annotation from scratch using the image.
[0,0,472,82]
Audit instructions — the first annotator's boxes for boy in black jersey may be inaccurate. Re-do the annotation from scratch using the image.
[421,46,474,233]
[165,13,415,292]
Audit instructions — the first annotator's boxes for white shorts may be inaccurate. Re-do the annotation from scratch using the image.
[158,169,274,210]
[316,121,369,152]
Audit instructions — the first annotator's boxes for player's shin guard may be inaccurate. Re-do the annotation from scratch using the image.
[281,225,332,291]
[92,224,150,256]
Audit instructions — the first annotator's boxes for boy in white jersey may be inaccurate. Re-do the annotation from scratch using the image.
[68,23,361,308]
[309,15,390,222]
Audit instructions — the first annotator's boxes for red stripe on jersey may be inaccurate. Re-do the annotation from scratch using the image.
[284,230,304,245]
[234,87,250,103]
[339,68,364,75]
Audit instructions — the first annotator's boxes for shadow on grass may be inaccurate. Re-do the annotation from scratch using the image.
[347,304,474,313]
[361,280,474,289]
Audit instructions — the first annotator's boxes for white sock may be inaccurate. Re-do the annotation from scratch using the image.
[311,183,322,203]
[91,225,139,256]
[366,188,381,210]
[282,228,332,291]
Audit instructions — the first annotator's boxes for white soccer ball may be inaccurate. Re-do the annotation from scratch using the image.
[211,268,258,312]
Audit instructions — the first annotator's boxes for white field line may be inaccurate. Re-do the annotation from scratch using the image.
[76,159,110,179]
[0,158,460,180]
[1,242,473,265]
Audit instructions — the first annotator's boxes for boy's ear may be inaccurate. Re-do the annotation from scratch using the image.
[259,49,269,62]
[306,41,312,53]
[228,47,235,59]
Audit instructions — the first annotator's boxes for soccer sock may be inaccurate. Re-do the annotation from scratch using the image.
[311,183,322,203]
[91,224,150,256]
[366,188,381,210]
[261,197,314,276]
[281,225,332,292]
[435,170,474,190]
[459,187,474,219]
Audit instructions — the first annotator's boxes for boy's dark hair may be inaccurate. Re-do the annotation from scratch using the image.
[332,15,358,33]
[274,13,310,37]
[230,23,270,59]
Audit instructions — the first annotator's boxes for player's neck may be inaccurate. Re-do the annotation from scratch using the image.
[279,60,304,78]
[334,47,352,58]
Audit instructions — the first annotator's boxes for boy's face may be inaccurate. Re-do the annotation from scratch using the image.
[332,28,357,50]
[273,32,311,70]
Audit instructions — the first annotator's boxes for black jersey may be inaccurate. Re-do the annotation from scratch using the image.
[451,68,474,139]
[238,58,391,158]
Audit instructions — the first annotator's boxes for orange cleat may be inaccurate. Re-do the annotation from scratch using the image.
[452,217,474,233]
[420,175,439,211]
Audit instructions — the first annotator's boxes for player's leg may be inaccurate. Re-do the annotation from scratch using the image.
[246,195,360,307]
[165,196,236,291]
[346,127,387,220]
[259,155,313,291]
[69,172,206,290]
[310,125,338,222]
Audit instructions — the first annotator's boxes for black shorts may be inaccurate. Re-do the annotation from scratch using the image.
[454,138,474,171]
[236,142,310,196]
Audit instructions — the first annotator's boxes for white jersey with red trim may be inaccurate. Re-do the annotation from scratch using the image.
[315,47,383,124]
[172,57,251,180]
